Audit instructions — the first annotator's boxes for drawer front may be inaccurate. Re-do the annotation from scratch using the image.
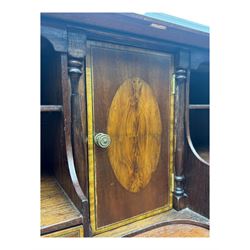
[42,225,84,237]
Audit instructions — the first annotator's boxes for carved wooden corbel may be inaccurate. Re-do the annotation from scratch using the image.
[41,25,67,53]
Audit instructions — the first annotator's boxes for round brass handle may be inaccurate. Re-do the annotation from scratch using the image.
[94,133,111,148]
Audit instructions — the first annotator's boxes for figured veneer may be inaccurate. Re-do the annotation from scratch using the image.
[107,77,162,193]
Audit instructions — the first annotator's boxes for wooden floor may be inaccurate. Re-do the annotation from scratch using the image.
[40,175,82,235]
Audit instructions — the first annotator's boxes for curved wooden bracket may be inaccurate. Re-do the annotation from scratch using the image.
[66,58,86,201]
[190,49,209,70]
[66,28,91,236]
[41,25,67,52]
[60,50,91,236]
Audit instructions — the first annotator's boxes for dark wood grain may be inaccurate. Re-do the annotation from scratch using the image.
[41,13,209,49]
[42,15,210,72]
[67,30,90,236]
[89,42,173,229]
[58,54,85,207]
[67,27,86,59]
[67,30,88,199]
[42,18,179,56]
[184,147,209,217]
[41,24,67,53]
[173,68,188,210]
[68,58,86,193]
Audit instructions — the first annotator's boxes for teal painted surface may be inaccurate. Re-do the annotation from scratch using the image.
[144,13,209,33]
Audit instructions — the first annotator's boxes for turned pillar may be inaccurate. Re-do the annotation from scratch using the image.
[67,28,91,236]
[173,50,190,210]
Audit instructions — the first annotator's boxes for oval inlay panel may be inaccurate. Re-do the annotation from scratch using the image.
[107,77,162,192]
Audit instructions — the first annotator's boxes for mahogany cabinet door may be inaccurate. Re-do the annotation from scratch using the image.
[86,41,174,234]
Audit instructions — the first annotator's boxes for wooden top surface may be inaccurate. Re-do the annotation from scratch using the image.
[136,223,209,237]
[95,208,209,237]
[41,13,209,49]
[40,175,82,234]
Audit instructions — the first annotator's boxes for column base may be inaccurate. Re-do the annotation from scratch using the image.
[173,193,188,211]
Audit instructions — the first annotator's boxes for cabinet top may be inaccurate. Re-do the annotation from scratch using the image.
[144,13,209,33]
[41,13,209,49]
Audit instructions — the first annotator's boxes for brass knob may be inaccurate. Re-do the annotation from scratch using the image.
[94,133,111,148]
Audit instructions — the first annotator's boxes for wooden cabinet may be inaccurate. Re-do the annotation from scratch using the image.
[40,13,209,237]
